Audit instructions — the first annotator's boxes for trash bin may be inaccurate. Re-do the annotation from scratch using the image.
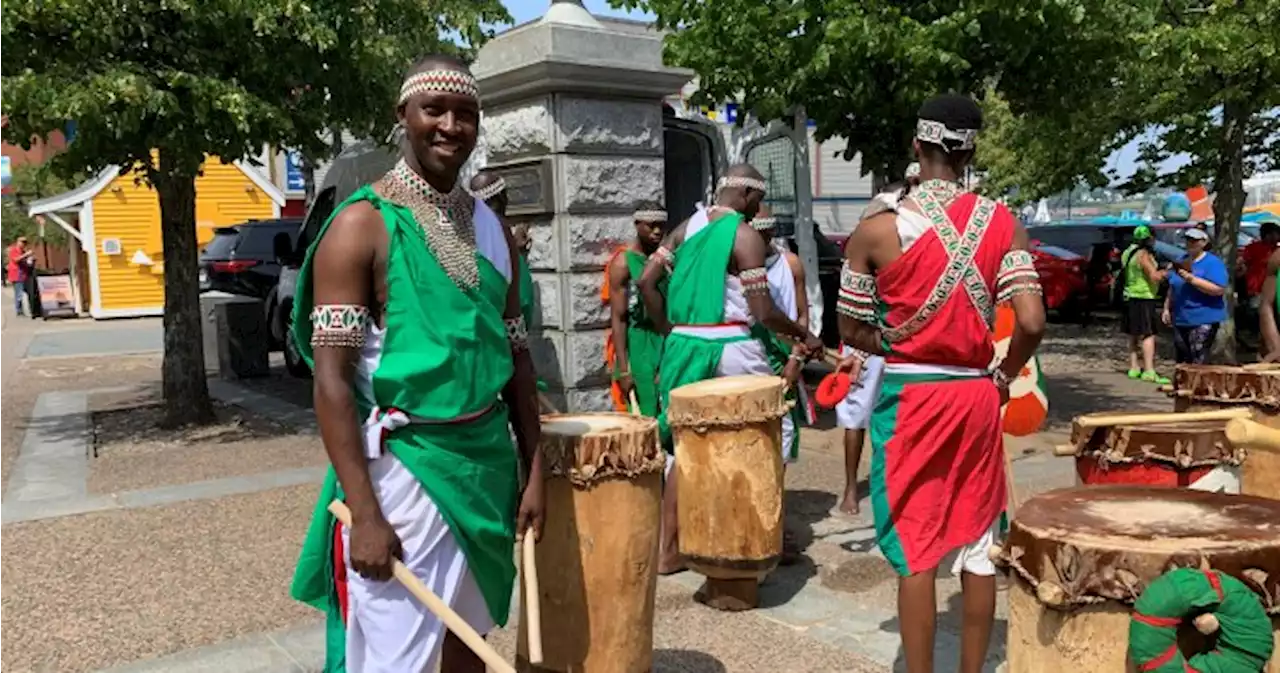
[200,292,270,379]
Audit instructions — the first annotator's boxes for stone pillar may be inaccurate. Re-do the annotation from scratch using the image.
[473,4,691,412]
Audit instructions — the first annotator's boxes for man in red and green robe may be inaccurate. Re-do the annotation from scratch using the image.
[289,56,544,673]
[603,202,668,416]
[838,95,1045,673]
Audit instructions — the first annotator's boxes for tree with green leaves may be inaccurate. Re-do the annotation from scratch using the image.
[610,0,1142,184]
[975,0,1280,359]
[2,162,84,248]
[2,0,508,425]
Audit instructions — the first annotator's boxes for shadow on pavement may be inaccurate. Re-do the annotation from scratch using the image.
[1041,371,1168,432]
[653,648,728,672]
[761,489,837,607]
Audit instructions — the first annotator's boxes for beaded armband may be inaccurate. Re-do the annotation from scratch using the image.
[310,304,370,348]
[996,250,1043,304]
[837,261,879,322]
[740,266,769,295]
[505,315,529,352]
[653,245,675,272]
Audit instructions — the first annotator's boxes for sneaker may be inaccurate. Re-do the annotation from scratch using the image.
[1127,368,1141,379]
[1140,370,1171,385]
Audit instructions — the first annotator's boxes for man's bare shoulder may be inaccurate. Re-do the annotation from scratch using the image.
[315,201,382,260]
[1267,248,1280,273]
[856,211,898,241]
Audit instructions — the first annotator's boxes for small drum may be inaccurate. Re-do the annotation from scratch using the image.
[995,486,1280,673]
[517,413,664,673]
[1172,364,1280,499]
[1068,412,1242,492]
[668,375,789,611]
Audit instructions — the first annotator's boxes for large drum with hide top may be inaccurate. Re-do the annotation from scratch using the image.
[668,374,789,611]
[517,413,663,673]
[994,486,1280,673]
[1171,364,1280,499]
[1067,411,1242,492]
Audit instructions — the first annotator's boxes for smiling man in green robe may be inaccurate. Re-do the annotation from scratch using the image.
[289,55,544,673]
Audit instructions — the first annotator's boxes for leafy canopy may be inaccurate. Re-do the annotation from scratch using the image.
[610,0,1143,182]
[1,0,509,180]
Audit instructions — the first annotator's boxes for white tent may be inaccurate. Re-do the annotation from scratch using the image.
[1033,199,1052,224]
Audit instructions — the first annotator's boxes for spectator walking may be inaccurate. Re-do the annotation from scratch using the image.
[1164,228,1228,363]
[1120,225,1169,383]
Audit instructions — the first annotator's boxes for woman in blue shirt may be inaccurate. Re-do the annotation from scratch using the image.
[1162,228,1228,363]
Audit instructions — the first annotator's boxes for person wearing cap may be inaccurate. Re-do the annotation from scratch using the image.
[1164,228,1228,364]
[839,94,1045,673]
[1120,225,1169,383]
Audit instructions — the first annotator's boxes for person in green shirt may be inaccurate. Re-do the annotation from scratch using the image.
[289,55,544,673]
[1120,225,1170,384]
[605,201,668,417]
[638,163,823,576]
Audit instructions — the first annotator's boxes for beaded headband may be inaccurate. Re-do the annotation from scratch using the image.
[916,119,977,152]
[634,209,667,223]
[398,69,479,106]
[471,177,506,202]
[717,176,767,195]
[751,216,777,232]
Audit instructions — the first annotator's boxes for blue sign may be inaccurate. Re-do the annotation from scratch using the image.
[285,151,306,191]
[1,156,11,188]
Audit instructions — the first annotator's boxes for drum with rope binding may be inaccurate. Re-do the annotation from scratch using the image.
[1171,364,1280,499]
[668,375,789,611]
[992,485,1280,673]
[517,413,663,673]
[1067,412,1243,492]
[992,303,1048,436]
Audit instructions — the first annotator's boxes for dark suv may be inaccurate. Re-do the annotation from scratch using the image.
[199,219,302,299]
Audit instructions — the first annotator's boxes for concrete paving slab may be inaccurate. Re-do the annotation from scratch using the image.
[114,466,328,510]
[7,389,89,502]
[209,379,317,431]
[1,493,121,524]
[94,633,305,673]
[24,325,163,358]
[264,623,326,671]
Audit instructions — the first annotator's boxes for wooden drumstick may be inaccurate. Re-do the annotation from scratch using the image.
[521,533,544,664]
[1226,418,1280,451]
[326,501,516,673]
[1074,408,1252,428]
[1053,444,1078,457]
[629,390,641,416]
[537,392,559,414]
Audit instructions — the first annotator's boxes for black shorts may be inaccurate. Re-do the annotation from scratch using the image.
[1123,298,1160,337]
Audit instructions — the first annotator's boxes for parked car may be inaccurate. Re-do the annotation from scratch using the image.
[1028,244,1091,314]
[1026,222,1186,308]
[199,219,302,299]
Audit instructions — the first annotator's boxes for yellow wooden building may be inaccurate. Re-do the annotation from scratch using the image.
[29,158,284,318]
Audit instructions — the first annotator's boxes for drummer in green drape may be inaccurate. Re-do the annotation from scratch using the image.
[637,163,823,576]
[604,201,668,416]
[289,55,544,673]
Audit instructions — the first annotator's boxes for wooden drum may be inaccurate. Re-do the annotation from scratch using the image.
[1172,364,1280,498]
[668,375,789,611]
[995,486,1280,673]
[517,413,664,673]
[1068,412,1242,492]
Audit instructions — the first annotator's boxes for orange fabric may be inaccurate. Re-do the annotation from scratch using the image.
[602,246,629,412]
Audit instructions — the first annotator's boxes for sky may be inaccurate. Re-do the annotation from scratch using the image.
[500,0,652,26]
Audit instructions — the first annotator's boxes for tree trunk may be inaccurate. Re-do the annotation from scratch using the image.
[155,151,216,427]
[1208,100,1250,364]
